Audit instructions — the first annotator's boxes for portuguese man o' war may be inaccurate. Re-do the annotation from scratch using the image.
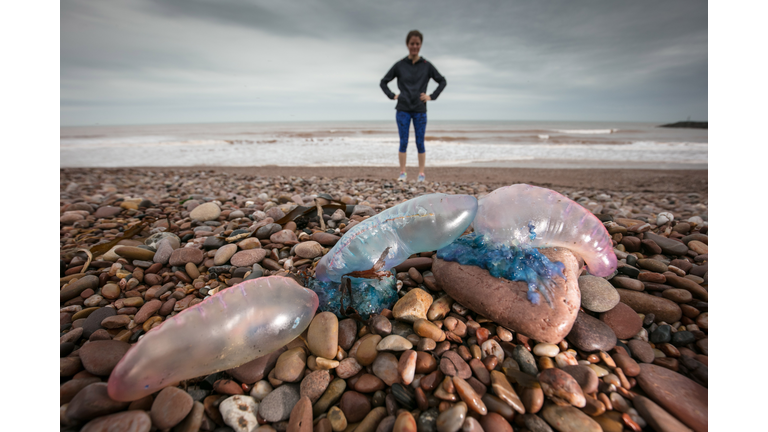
[107,276,318,401]
[315,193,478,283]
[108,185,614,398]
[473,184,617,276]
[438,184,616,306]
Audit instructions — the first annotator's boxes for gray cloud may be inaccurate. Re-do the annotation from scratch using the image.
[61,0,707,125]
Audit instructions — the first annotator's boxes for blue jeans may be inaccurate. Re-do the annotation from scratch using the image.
[396,111,427,154]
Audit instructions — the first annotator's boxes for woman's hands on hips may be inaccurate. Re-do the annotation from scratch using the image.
[393,93,430,102]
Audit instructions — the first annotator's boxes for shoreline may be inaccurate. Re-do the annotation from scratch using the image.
[61,166,708,194]
[452,159,706,171]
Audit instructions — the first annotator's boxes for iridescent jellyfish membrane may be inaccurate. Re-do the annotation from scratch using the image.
[437,184,617,307]
[107,276,318,402]
[107,194,477,402]
[104,186,614,402]
[310,192,478,318]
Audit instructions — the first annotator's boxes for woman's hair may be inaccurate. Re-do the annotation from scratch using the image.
[406,30,423,44]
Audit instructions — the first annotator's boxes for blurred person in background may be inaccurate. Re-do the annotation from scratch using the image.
[380,29,447,182]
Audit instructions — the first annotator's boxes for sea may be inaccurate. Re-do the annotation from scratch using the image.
[60,121,707,170]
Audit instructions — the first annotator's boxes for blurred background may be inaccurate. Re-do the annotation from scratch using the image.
[60,0,707,168]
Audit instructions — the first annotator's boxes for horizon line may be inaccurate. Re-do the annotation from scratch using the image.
[60,118,708,128]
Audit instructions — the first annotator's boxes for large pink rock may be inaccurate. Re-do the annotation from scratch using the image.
[432,248,581,344]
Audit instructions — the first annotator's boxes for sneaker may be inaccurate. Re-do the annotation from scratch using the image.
[417,173,426,182]
[398,172,407,182]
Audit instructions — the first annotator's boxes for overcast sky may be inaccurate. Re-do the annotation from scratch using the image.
[61,0,707,126]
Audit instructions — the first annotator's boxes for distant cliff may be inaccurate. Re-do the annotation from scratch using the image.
[658,121,707,129]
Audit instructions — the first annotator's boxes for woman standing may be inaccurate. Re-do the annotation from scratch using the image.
[380,30,447,182]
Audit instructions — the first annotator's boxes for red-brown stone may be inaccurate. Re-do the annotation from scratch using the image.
[339,391,371,423]
[599,302,643,340]
[636,364,708,432]
[432,248,581,344]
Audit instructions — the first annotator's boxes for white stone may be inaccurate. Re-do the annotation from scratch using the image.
[219,395,259,432]
[656,212,674,225]
[250,381,273,402]
[481,339,505,363]
[532,343,560,358]
[189,202,221,222]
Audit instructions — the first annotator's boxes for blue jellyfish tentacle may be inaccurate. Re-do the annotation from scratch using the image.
[437,232,566,307]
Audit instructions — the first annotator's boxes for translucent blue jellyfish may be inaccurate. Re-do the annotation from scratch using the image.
[315,193,478,283]
[307,275,398,320]
[438,184,617,306]
[108,276,318,401]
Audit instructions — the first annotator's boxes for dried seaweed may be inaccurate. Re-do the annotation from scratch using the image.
[89,221,149,258]
[78,248,93,273]
[274,203,353,226]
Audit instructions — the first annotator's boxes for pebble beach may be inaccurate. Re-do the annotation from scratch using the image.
[58,166,709,432]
